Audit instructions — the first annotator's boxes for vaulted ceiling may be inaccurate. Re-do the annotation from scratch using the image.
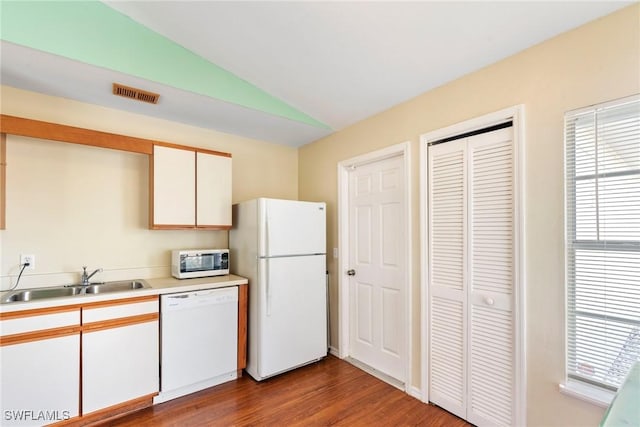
[0,1,632,147]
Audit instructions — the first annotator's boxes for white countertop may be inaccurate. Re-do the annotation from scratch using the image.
[0,274,248,313]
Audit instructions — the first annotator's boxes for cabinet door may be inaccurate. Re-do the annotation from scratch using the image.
[152,145,195,228]
[1,335,80,425]
[196,152,232,227]
[82,299,159,415]
[82,320,159,414]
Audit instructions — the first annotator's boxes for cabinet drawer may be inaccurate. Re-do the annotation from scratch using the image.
[83,299,158,323]
[0,310,80,336]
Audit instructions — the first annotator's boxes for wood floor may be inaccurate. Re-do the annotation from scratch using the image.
[100,355,470,426]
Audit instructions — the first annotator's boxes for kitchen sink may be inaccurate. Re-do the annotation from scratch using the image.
[1,280,150,304]
[84,280,148,294]
[2,286,84,303]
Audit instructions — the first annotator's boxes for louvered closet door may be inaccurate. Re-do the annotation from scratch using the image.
[428,139,468,420]
[467,127,515,427]
[428,127,515,427]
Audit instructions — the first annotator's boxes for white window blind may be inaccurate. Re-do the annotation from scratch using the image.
[565,95,640,392]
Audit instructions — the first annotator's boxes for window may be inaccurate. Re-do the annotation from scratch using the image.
[565,95,640,393]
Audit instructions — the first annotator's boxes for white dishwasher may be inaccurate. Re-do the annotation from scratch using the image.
[155,287,238,404]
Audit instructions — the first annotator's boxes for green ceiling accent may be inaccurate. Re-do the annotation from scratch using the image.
[0,0,329,129]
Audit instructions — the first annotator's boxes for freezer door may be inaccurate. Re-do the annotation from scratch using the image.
[260,199,326,257]
[257,255,327,378]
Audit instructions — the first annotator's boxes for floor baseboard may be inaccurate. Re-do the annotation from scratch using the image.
[345,356,404,391]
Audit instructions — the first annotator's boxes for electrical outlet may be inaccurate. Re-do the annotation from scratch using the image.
[333,248,338,259]
[20,254,35,270]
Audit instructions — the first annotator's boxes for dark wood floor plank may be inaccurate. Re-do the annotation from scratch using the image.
[98,356,470,426]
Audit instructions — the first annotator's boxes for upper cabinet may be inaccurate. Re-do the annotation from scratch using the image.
[0,116,234,231]
[152,145,195,227]
[151,144,232,230]
[197,150,232,227]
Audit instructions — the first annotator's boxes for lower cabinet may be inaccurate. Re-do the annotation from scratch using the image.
[0,288,249,423]
[0,296,159,425]
[0,309,81,425]
[82,297,159,415]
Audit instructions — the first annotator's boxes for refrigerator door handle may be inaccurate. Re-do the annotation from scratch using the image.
[265,206,271,258]
[258,257,271,317]
[265,258,272,317]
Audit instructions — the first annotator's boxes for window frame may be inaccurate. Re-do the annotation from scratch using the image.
[563,94,640,404]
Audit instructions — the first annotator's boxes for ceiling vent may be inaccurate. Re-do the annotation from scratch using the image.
[112,83,160,104]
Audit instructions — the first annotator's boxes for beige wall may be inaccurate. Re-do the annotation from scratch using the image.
[298,5,640,427]
[0,86,298,288]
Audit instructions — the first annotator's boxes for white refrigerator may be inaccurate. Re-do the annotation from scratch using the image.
[230,198,327,381]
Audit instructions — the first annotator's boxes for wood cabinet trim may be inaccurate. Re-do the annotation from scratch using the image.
[0,296,157,320]
[0,115,153,155]
[237,284,248,370]
[150,224,196,230]
[0,115,232,158]
[196,224,233,230]
[150,224,232,230]
[80,295,158,309]
[82,313,159,333]
[0,325,81,346]
[52,393,156,426]
[0,304,81,320]
[155,141,232,158]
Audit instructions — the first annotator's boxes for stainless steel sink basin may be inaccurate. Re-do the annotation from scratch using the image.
[1,280,150,304]
[2,286,84,303]
[84,280,148,294]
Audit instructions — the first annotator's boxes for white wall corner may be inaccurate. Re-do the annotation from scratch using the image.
[328,346,340,358]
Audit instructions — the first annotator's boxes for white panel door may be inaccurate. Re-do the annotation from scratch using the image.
[428,139,468,419]
[196,152,232,227]
[428,126,516,427]
[258,255,327,378]
[467,127,515,427]
[153,145,195,226]
[261,199,326,256]
[348,154,406,382]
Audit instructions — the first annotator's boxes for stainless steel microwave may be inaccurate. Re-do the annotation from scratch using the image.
[171,249,229,279]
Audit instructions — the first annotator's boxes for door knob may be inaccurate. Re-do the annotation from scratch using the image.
[347,269,356,276]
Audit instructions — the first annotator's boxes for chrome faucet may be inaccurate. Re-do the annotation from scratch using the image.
[81,266,103,286]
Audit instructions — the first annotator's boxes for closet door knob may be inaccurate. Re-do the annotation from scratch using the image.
[347,269,356,276]
[484,297,495,306]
